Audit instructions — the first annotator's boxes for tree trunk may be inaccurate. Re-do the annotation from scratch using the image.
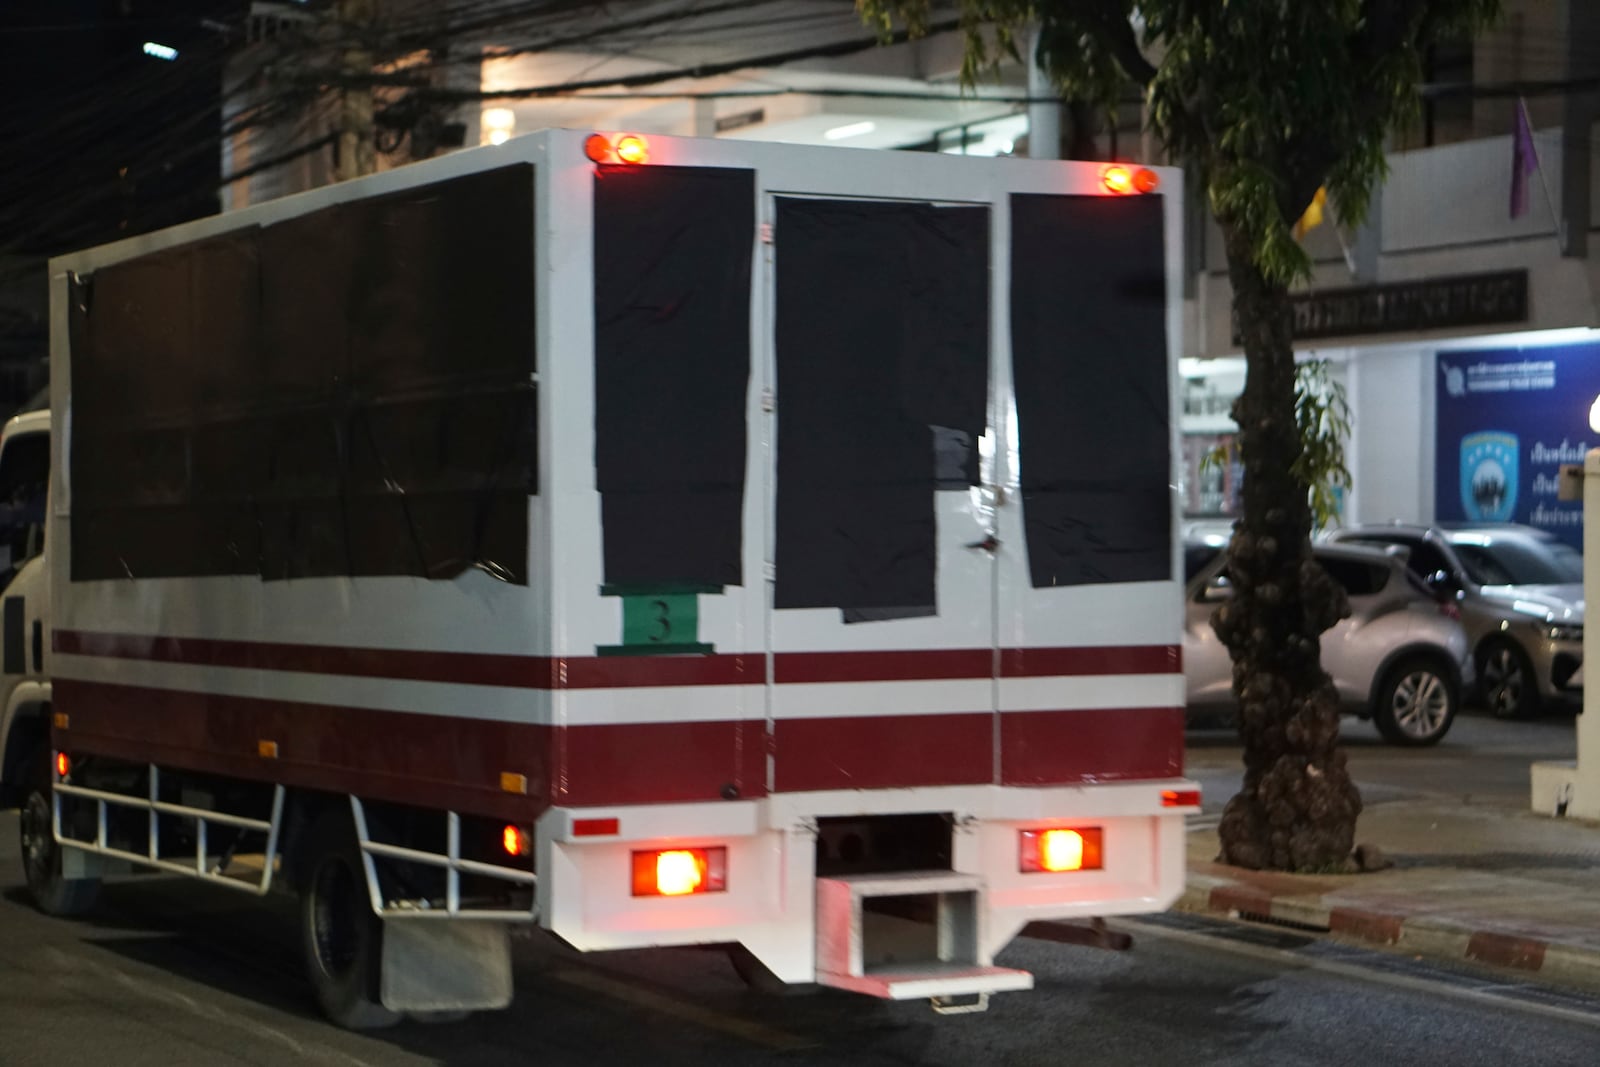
[1213,223,1362,872]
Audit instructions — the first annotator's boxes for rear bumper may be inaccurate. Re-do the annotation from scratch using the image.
[535,779,1197,993]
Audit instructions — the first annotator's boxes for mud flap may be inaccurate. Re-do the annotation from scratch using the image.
[379,920,513,1013]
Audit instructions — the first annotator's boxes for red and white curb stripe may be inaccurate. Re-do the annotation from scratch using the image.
[1176,873,1600,988]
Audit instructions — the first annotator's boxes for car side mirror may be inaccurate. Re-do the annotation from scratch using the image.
[1424,569,1458,594]
[1201,575,1233,603]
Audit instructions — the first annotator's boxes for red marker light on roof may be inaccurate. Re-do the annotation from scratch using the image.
[1101,165,1159,195]
[614,134,650,164]
[586,132,651,165]
[1101,165,1134,194]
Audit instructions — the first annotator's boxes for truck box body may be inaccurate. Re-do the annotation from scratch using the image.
[44,129,1192,996]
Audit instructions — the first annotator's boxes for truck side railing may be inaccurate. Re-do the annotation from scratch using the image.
[349,796,538,921]
[53,761,285,895]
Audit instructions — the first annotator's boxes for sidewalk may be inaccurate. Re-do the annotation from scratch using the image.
[1177,795,1600,990]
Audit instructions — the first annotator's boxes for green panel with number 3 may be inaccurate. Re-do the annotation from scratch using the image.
[597,590,715,656]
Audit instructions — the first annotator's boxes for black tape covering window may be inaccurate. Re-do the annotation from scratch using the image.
[1010,193,1170,587]
[773,197,989,612]
[593,165,754,589]
[69,164,538,583]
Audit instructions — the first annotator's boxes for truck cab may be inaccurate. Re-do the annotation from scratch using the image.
[0,407,52,807]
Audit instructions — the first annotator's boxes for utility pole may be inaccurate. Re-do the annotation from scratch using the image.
[336,0,377,181]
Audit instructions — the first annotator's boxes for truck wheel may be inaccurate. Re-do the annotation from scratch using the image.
[1479,638,1540,720]
[1373,657,1457,746]
[299,809,400,1030]
[18,748,101,917]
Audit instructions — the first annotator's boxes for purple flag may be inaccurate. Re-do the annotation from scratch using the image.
[1510,98,1540,219]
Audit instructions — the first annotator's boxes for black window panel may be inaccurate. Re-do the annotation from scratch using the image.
[773,197,989,611]
[71,230,263,581]
[1010,194,1170,587]
[70,165,538,583]
[593,165,754,588]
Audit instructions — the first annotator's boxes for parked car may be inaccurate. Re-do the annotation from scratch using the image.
[1184,540,1473,745]
[1325,523,1582,718]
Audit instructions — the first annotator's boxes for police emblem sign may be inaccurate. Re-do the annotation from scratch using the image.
[1434,343,1600,547]
[1458,431,1518,522]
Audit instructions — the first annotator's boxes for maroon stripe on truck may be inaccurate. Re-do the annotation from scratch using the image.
[55,629,1177,688]
[774,649,993,684]
[1000,645,1181,677]
[52,630,754,689]
[561,718,768,806]
[53,680,767,814]
[999,707,1184,785]
[773,713,993,792]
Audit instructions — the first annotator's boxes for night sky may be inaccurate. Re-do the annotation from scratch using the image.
[1,1,242,258]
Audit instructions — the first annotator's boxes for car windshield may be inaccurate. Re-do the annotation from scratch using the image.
[1451,538,1583,586]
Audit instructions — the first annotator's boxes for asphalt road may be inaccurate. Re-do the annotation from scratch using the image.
[2,710,1596,1066]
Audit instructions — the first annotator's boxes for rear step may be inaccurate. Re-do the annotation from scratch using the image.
[815,870,1033,1003]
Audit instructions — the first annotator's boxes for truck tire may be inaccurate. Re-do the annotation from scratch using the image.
[18,748,101,917]
[299,808,400,1031]
[1372,656,1457,747]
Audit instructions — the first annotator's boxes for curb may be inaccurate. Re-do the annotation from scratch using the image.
[1174,873,1600,991]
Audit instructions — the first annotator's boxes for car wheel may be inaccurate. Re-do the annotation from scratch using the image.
[1372,657,1457,746]
[1478,638,1540,720]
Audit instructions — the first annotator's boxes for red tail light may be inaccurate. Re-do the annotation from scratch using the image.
[55,752,70,779]
[1019,828,1104,873]
[1162,789,1202,808]
[631,847,727,896]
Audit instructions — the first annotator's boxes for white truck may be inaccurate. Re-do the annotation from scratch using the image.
[2,129,1196,1026]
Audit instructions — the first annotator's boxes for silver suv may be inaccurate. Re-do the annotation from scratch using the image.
[1326,523,1582,718]
[1185,540,1473,746]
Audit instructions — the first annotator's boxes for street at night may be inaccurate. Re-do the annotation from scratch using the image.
[7,3,1600,1063]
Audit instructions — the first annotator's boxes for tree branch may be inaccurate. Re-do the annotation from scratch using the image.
[1280,0,1430,219]
[1081,0,1157,87]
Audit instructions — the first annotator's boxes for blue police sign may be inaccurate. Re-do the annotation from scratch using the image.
[1435,343,1600,547]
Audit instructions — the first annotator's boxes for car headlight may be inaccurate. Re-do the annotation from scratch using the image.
[1549,625,1584,643]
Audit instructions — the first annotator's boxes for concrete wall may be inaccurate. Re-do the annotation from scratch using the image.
[1344,346,1434,526]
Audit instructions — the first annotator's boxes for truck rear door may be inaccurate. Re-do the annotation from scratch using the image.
[764,189,998,794]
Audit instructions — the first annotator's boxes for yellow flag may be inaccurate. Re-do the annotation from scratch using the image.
[1294,186,1327,239]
